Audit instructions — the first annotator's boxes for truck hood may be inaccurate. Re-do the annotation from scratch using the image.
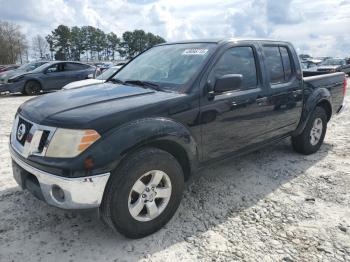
[62,79,105,90]
[19,82,184,133]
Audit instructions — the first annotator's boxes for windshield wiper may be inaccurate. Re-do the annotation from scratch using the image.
[108,78,125,84]
[124,79,162,91]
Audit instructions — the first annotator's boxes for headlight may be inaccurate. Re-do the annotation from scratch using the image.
[46,129,101,158]
[8,75,24,83]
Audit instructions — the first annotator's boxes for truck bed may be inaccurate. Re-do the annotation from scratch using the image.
[303,72,345,115]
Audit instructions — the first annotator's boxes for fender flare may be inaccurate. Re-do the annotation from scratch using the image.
[293,87,331,136]
[83,117,199,178]
[23,77,43,91]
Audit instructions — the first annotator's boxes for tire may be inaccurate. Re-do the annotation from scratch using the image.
[24,81,41,95]
[100,147,184,238]
[292,106,327,155]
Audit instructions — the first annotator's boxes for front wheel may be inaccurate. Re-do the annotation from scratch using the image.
[24,81,41,95]
[100,147,184,238]
[292,106,327,155]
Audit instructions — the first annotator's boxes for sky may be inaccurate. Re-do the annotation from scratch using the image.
[1,0,349,57]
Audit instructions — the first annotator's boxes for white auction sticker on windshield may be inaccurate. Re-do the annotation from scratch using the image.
[182,49,208,55]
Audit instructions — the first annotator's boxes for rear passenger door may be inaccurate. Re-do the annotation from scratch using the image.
[260,44,303,137]
[62,63,90,87]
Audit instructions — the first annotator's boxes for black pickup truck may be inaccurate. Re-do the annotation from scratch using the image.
[10,39,346,238]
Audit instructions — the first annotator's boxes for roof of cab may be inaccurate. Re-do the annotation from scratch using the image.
[158,38,292,46]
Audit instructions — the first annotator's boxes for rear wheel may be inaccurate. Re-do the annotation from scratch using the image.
[100,147,184,238]
[292,106,327,155]
[24,81,41,95]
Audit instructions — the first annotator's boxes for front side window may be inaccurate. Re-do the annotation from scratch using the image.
[208,46,258,90]
[46,63,65,73]
[112,43,216,91]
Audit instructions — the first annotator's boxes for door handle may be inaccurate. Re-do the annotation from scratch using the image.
[292,90,302,96]
[256,97,268,106]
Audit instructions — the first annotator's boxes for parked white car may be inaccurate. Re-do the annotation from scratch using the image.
[62,65,122,90]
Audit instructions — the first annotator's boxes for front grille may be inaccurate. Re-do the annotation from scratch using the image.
[17,117,33,145]
[11,115,57,158]
[38,130,50,152]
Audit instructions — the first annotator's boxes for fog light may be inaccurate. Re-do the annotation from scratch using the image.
[52,185,65,202]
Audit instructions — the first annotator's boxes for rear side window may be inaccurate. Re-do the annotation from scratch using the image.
[280,47,292,80]
[65,63,87,71]
[208,46,258,90]
[263,46,293,84]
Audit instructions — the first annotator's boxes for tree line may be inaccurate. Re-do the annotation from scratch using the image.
[0,20,166,64]
[44,25,166,61]
[0,21,28,64]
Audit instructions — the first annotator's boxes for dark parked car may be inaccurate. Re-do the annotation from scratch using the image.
[10,39,346,238]
[0,61,96,95]
[0,61,48,85]
[317,58,350,75]
[0,64,20,73]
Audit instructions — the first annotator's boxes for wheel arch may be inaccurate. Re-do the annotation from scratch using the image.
[293,87,331,136]
[24,78,43,92]
[86,117,199,181]
[128,139,193,181]
[316,99,332,121]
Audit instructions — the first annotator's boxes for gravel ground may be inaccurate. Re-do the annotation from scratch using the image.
[0,85,349,262]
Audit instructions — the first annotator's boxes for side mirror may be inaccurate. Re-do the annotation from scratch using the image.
[214,74,243,94]
[87,74,94,79]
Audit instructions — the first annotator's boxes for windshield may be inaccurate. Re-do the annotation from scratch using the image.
[112,43,216,90]
[30,63,52,73]
[17,62,45,71]
[97,66,121,80]
[321,59,345,66]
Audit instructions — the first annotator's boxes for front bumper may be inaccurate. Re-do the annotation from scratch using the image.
[10,146,110,209]
[0,81,25,93]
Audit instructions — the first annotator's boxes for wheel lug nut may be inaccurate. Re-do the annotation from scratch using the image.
[142,194,146,198]
[146,188,150,192]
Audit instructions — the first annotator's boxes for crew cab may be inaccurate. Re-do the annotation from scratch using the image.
[9,39,346,238]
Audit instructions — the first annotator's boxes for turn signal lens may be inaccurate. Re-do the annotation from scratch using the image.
[78,130,101,152]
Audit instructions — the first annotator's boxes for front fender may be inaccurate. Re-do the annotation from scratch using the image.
[293,87,331,136]
[25,76,44,87]
[85,117,199,175]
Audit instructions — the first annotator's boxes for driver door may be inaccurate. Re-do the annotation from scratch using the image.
[200,45,271,161]
[42,63,68,90]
